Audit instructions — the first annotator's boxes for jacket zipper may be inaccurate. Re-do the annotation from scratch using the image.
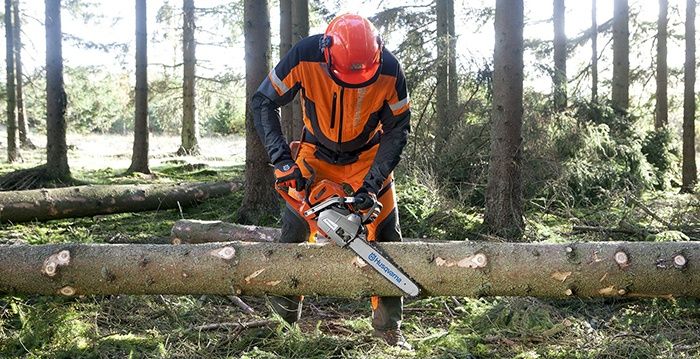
[338,87,345,149]
[330,92,337,129]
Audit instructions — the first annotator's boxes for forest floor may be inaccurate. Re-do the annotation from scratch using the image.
[1,133,700,358]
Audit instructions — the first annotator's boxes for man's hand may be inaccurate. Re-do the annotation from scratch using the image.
[354,187,382,224]
[274,160,306,191]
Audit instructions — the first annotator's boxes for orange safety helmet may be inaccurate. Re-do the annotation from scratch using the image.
[321,14,383,87]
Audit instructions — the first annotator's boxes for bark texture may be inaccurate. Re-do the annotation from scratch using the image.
[289,0,308,141]
[682,0,698,193]
[0,181,239,223]
[5,0,19,162]
[179,0,199,155]
[435,0,449,146]
[484,0,525,240]
[612,0,629,110]
[553,0,567,110]
[170,219,440,244]
[128,0,150,174]
[591,0,598,102]
[655,0,668,129]
[13,0,32,149]
[238,0,277,224]
[171,219,279,244]
[1,241,698,299]
[279,0,294,141]
[45,0,70,181]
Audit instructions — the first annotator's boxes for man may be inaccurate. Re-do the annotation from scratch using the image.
[252,13,411,348]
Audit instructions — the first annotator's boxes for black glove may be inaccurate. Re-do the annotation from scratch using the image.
[354,187,382,224]
[353,187,377,210]
[273,160,306,191]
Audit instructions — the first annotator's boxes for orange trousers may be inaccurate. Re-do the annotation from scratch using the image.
[269,142,403,331]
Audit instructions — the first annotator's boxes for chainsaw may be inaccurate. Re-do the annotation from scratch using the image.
[276,177,421,297]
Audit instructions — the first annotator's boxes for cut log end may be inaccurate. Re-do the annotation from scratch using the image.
[59,286,76,296]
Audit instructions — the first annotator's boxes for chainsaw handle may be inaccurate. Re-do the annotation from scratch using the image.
[275,186,305,209]
[360,199,382,224]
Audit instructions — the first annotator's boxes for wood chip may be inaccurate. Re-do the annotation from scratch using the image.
[551,271,572,282]
[598,285,616,295]
[244,268,265,283]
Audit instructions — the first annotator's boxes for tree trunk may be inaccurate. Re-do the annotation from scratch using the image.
[612,0,629,111]
[279,0,294,141]
[5,0,19,162]
[289,0,308,141]
[484,0,525,240]
[128,0,150,174]
[237,0,277,224]
[178,0,199,155]
[1,241,698,299]
[435,0,449,147]
[655,0,669,129]
[591,0,598,103]
[45,0,70,181]
[0,181,239,223]
[171,219,279,244]
[447,0,457,125]
[553,0,567,110]
[13,0,32,150]
[682,0,698,193]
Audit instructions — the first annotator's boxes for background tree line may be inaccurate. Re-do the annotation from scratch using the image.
[0,0,697,240]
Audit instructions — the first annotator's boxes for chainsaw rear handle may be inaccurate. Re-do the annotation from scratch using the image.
[275,185,305,210]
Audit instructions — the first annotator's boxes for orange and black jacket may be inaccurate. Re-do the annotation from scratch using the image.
[252,34,411,194]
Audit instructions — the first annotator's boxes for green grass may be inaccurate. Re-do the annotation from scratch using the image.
[1,134,700,358]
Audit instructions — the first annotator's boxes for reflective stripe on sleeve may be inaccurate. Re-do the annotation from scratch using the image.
[269,69,290,94]
[389,95,410,112]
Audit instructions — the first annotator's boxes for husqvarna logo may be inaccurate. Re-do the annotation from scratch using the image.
[368,252,402,284]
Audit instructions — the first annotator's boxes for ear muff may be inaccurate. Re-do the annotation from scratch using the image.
[320,35,333,67]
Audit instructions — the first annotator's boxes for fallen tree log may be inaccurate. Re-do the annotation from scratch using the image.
[171,219,279,244]
[0,241,696,298]
[170,219,438,244]
[0,181,239,223]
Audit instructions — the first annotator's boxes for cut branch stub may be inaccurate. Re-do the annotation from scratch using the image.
[614,251,629,267]
[59,286,76,296]
[674,254,687,268]
[43,249,71,277]
[213,246,236,260]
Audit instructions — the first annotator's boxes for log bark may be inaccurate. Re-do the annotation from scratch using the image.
[169,219,439,244]
[171,219,279,244]
[1,241,698,299]
[0,181,239,223]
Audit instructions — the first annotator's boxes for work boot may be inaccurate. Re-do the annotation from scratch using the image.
[373,329,412,350]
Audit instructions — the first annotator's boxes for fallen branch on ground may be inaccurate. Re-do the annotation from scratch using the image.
[190,319,274,332]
